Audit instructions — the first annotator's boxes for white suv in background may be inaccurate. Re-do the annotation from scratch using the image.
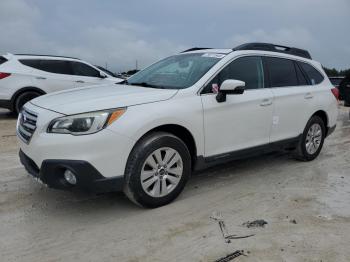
[0,54,123,114]
[17,43,338,208]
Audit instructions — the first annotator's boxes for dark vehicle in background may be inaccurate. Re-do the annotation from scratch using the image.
[338,76,350,106]
[329,76,345,100]
[329,76,344,88]
[116,69,140,79]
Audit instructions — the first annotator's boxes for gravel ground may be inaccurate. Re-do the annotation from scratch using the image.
[0,106,349,262]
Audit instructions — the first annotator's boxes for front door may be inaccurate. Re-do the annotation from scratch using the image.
[201,56,274,157]
[69,61,107,87]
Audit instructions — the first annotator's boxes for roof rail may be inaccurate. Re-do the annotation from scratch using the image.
[233,43,312,59]
[14,54,80,60]
[181,47,212,53]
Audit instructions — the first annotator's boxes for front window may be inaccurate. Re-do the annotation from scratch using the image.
[127,53,223,89]
[70,62,100,77]
[203,56,265,93]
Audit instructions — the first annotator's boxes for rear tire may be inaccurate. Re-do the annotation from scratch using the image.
[14,91,41,114]
[294,115,325,161]
[124,132,191,208]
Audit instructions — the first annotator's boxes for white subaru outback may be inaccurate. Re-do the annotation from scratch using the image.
[17,43,338,208]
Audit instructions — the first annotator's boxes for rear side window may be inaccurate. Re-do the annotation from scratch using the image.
[0,56,8,65]
[20,59,72,75]
[298,62,324,85]
[20,59,40,68]
[294,62,308,85]
[265,57,298,87]
[70,62,100,77]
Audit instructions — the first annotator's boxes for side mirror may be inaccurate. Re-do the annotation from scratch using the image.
[216,79,245,103]
[99,72,107,79]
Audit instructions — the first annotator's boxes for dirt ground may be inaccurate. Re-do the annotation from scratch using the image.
[0,106,349,262]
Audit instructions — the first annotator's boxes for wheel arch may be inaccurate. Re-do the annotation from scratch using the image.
[311,110,329,134]
[10,86,46,111]
[132,124,198,170]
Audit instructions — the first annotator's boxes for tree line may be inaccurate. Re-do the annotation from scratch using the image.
[323,67,350,77]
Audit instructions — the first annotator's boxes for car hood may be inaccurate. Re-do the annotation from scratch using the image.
[30,84,178,115]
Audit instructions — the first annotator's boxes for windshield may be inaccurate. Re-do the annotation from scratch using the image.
[127,53,223,89]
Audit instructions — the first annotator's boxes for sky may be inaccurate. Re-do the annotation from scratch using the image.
[0,0,349,72]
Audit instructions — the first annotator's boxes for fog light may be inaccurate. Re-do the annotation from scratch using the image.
[64,170,77,185]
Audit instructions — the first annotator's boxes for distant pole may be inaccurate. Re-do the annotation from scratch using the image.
[136,60,138,70]
[105,62,108,70]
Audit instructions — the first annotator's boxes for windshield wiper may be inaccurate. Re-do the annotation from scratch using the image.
[129,82,165,89]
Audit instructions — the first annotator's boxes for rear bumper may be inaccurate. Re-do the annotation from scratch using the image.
[19,150,124,193]
[0,99,11,110]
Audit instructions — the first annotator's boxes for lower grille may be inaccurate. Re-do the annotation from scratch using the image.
[17,108,38,144]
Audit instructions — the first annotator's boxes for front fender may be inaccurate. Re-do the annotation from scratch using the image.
[107,95,205,157]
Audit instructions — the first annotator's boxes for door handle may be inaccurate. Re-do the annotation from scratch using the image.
[36,76,46,80]
[76,80,85,83]
[304,92,313,99]
[260,98,273,106]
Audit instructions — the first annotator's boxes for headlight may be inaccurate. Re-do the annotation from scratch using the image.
[47,108,126,135]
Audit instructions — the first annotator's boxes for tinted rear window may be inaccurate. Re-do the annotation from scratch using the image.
[298,62,324,85]
[20,59,72,75]
[266,57,298,87]
[20,59,40,68]
[0,56,8,65]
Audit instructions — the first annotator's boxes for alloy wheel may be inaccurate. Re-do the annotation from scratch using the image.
[140,147,183,198]
[305,123,322,155]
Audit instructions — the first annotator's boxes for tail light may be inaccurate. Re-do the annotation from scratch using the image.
[331,87,339,101]
[0,72,11,79]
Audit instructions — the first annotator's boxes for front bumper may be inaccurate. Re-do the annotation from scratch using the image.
[18,102,136,182]
[19,150,124,192]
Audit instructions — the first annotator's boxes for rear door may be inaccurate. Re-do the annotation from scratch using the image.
[265,56,318,142]
[23,59,76,93]
[201,56,274,157]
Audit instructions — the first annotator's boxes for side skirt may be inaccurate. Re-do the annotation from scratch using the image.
[194,135,301,171]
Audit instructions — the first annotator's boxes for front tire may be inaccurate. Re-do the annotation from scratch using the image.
[294,115,326,161]
[14,91,41,114]
[124,132,191,208]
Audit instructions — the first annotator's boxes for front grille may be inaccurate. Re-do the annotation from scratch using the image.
[17,108,38,144]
